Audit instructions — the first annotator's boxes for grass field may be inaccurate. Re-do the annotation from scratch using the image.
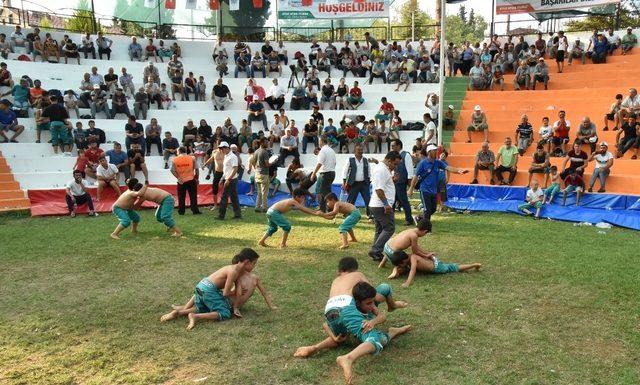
[1,208,639,385]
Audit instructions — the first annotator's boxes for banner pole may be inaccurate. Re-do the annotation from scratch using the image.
[437,0,445,147]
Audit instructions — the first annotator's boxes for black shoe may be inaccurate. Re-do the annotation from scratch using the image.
[470,179,478,184]
[404,220,415,226]
[368,252,383,261]
[193,211,202,215]
[164,163,168,169]
[178,212,185,216]
[205,175,211,180]
[598,188,606,193]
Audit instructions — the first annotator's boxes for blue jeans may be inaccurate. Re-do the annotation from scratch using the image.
[589,167,610,190]
[302,135,318,154]
[234,66,249,78]
[251,65,266,78]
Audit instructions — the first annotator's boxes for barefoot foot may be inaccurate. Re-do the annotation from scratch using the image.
[388,324,413,339]
[279,243,287,249]
[338,244,349,250]
[293,346,316,358]
[389,300,408,311]
[186,313,196,330]
[160,310,178,322]
[336,355,354,385]
[110,233,120,240]
[171,231,183,237]
[258,241,269,247]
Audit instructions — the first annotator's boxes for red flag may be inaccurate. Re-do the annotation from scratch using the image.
[210,0,219,9]
[253,0,263,8]
[301,0,312,6]
[165,0,176,9]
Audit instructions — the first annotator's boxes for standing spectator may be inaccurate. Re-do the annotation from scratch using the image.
[125,115,145,152]
[96,32,113,60]
[265,79,285,110]
[217,142,242,220]
[65,170,96,217]
[556,31,568,73]
[95,156,121,201]
[80,33,96,59]
[302,118,319,154]
[588,142,614,193]
[311,136,337,212]
[249,138,271,212]
[515,114,534,155]
[409,144,467,220]
[342,144,371,217]
[560,142,588,180]
[0,34,11,59]
[0,99,24,143]
[575,116,598,153]
[494,137,519,186]
[247,98,268,131]
[368,151,401,261]
[162,131,179,169]
[470,142,496,184]
[105,142,129,179]
[40,95,71,154]
[467,105,489,143]
[212,78,232,111]
[391,139,414,225]
[621,27,637,55]
[552,110,571,156]
[110,88,130,118]
[128,37,142,61]
[616,113,639,159]
[171,146,201,215]
[145,118,162,156]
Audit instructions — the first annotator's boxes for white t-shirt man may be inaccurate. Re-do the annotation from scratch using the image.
[369,163,395,207]
[96,163,119,180]
[223,152,238,180]
[424,120,437,145]
[317,145,336,173]
[539,124,552,139]
[270,123,284,137]
[526,188,544,203]
[66,179,92,196]
[593,151,614,169]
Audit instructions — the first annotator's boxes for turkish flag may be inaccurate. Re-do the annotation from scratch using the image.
[165,0,176,9]
[253,0,263,8]
[210,0,219,9]
[301,0,312,6]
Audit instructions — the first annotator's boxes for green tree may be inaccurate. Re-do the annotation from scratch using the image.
[112,0,175,38]
[389,0,437,40]
[445,9,488,45]
[39,16,53,31]
[458,5,467,24]
[205,0,272,40]
[565,5,639,31]
[65,0,96,33]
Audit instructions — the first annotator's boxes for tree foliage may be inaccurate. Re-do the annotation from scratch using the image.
[445,8,487,45]
[204,0,272,40]
[64,0,95,33]
[565,5,640,32]
[112,0,175,38]
[388,0,437,40]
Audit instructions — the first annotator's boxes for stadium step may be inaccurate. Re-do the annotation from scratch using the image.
[0,197,31,212]
[0,152,30,213]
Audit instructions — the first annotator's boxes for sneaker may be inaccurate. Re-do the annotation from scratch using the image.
[368,252,383,261]
[588,188,593,192]
[470,179,478,184]
[164,163,168,169]
[597,188,606,193]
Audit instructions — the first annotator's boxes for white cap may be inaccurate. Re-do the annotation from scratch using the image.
[218,141,229,148]
[426,144,438,152]
[230,144,238,149]
[148,61,153,65]
[448,104,454,109]
[93,84,100,89]
[474,105,481,111]
[600,141,608,147]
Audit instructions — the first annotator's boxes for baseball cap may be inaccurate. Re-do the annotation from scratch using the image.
[538,57,544,61]
[600,141,608,147]
[218,141,229,148]
[426,144,438,152]
[448,105,454,109]
[474,105,481,111]
[93,84,100,89]
[230,144,238,149]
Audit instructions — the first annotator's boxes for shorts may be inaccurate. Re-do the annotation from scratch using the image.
[324,294,390,355]
[565,185,584,194]
[530,166,550,174]
[375,113,392,122]
[552,136,569,145]
[556,50,565,62]
[519,201,543,211]
[347,96,364,105]
[112,205,140,228]
[431,257,459,274]
[338,210,361,234]
[467,123,487,132]
[0,122,18,132]
[155,195,175,229]
[606,112,616,121]
[194,278,232,320]
[265,207,291,236]
[383,242,395,259]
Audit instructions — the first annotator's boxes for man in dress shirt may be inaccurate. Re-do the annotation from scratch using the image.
[265,78,286,110]
[217,141,242,220]
[311,136,337,212]
[391,140,415,226]
[279,129,299,166]
[342,144,371,218]
[368,151,402,261]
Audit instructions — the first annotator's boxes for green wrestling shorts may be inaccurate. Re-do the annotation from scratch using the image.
[432,257,459,274]
[338,210,361,234]
[155,195,175,229]
[265,207,291,236]
[112,205,140,228]
[194,278,232,320]
[383,242,395,259]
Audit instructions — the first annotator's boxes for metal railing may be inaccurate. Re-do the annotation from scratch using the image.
[0,6,22,26]
[220,26,277,42]
[390,24,439,41]
[279,27,334,42]
[102,18,158,37]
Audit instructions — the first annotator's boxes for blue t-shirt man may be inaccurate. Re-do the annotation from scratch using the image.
[106,149,127,166]
[415,157,448,195]
[0,108,17,125]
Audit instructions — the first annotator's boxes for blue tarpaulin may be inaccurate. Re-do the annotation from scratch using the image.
[445,184,640,231]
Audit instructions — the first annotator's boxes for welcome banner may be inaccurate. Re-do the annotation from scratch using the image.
[278,0,389,20]
[496,0,620,15]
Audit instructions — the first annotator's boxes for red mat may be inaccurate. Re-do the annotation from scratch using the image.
[28,184,219,217]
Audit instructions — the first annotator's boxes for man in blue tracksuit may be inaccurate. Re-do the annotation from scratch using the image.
[408,144,468,221]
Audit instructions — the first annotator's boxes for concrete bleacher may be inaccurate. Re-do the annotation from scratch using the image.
[0,26,436,211]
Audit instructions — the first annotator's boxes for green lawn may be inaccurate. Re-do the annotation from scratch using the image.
[0,209,638,385]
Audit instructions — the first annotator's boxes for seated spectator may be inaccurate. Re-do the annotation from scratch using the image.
[144,118,162,155]
[316,53,331,74]
[304,81,318,110]
[184,72,198,101]
[603,93,623,131]
[266,51,282,76]
[96,32,113,60]
[65,170,96,217]
[9,25,26,52]
[233,38,251,62]
[212,39,228,62]
[359,54,372,78]
[89,66,104,88]
[235,52,250,78]
[182,119,198,147]
[518,180,544,219]
[528,145,551,186]
[265,79,285,110]
[105,142,129,179]
[212,78,232,111]
[61,89,80,119]
[368,57,387,85]
[125,115,145,152]
[615,113,639,159]
[606,28,620,54]
[119,67,135,96]
[290,83,306,111]
[86,120,106,146]
[394,67,411,92]
[167,54,183,78]
[305,65,320,88]
[418,55,434,83]
[89,85,110,119]
[95,156,121,201]
[11,78,30,111]
[320,78,335,110]
[215,53,229,77]
[268,114,284,148]
[84,140,104,178]
[111,88,130,118]
[171,42,182,57]
[515,114,533,155]
[531,58,549,90]
[552,110,571,156]
[157,40,172,60]
[76,33,94,59]
[133,87,149,120]
[513,61,530,90]
[162,131,179,168]
[143,61,160,85]
[127,142,149,183]
[251,52,266,78]
[575,116,598,153]
[276,41,288,65]
[104,67,119,96]
[128,37,143,61]
[467,105,489,143]
[144,39,158,62]
[560,141,588,180]
[491,66,505,91]
[400,55,417,83]
[144,76,163,110]
[0,99,24,143]
[442,105,456,130]
[62,38,80,64]
[247,98,268,131]
[347,80,364,109]
[30,79,46,105]
[494,137,519,186]
[279,128,299,166]
[302,118,319,154]
[470,142,495,185]
[197,119,212,142]
[621,27,637,55]
[72,122,87,150]
[42,34,60,63]
[592,34,608,63]
[562,168,585,206]
[31,36,44,61]
[567,38,586,65]
[619,88,640,121]
[308,39,321,65]
[386,55,400,83]
[222,117,239,145]
[588,142,614,193]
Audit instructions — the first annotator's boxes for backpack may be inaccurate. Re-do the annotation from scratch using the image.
[17,54,31,62]
[48,89,63,99]
[405,121,424,131]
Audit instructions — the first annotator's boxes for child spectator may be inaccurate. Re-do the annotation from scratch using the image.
[197,76,207,101]
[73,121,87,150]
[545,166,561,204]
[562,168,585,206]
[395,67,410,92]
[603,93,623,131]
[519,180,544,219]
[192,134,208,169]
[538,116,552,153]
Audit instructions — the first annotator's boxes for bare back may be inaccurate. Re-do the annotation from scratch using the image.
[141,187,170,204]
[206,264,242,290]
[329,272,367,297]
[113,189,140,210]
[387,228,417,252]
[270,198,297,214]
[335,201,356,216]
